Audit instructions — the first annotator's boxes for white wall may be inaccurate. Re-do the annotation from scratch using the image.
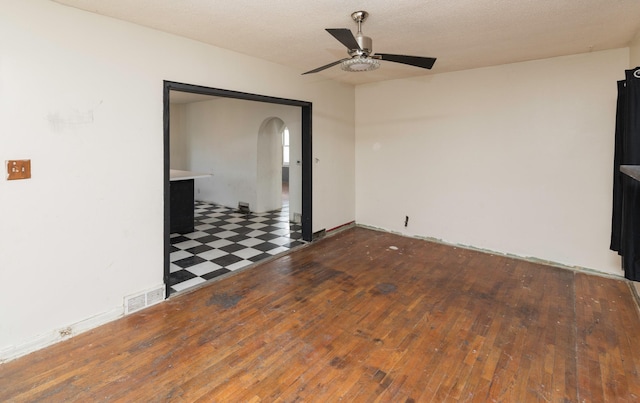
[173,98,300,213]
[356,49,627,276]
[630,31,640,68]
[169,104,189,170]
[0,0,355,360]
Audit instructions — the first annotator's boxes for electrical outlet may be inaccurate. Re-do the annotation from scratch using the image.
[58,327,73,338]
[6,159,31,180]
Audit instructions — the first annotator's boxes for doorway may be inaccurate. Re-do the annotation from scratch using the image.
[163,81,313,296]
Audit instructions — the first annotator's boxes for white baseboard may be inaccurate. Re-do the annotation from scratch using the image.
[0,307,123,364]
[0,284,166,363]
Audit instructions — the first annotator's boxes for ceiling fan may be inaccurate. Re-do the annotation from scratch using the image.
[303,11,437,75]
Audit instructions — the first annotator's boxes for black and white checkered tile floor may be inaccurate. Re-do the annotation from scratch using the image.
[169,201,304,294]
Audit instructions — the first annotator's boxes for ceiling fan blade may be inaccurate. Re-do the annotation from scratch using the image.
[302,59,349,75]
[375,53,437,69]
[326,28,361,50]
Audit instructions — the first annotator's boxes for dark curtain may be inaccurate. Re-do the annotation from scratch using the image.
[611,67,640,280]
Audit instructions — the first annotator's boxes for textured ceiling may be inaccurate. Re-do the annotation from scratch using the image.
[52,0,640,85]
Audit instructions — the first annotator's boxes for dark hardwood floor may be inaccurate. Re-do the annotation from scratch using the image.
[2,227,640,401]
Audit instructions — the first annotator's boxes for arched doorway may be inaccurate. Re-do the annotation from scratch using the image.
[163,81,312,296]
[256,117,284,213]
[256,118,302,223]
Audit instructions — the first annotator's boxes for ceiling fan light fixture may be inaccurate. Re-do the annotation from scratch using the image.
[302,10,436,76]
[341,57,379,72]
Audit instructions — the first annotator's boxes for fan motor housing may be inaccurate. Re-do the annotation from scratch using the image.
[349,34,373,56]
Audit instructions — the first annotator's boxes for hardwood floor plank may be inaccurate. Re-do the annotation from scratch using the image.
[575,272,640,402]
[2,227,640,401]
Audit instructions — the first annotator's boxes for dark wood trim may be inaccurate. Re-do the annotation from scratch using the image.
[164,81,311,107]
[301,103,312,242]
[327,220,355,233]
[163,83,171,297]
[162,81,313,296]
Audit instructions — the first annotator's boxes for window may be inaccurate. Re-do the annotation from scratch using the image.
[282,127,290,166]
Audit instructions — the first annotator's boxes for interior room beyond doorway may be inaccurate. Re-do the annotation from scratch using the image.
[164,82,312,295]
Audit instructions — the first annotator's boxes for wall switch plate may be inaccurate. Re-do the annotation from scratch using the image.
[6,160,31,180]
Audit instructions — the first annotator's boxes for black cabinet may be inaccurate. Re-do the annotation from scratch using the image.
[170,179,195,233]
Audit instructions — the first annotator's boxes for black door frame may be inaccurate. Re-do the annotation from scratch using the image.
[163,81,313,296]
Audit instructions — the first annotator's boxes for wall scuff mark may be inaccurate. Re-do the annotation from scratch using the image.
[47,100,103,133]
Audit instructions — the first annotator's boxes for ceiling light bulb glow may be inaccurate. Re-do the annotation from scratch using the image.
[341,57,380,72]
